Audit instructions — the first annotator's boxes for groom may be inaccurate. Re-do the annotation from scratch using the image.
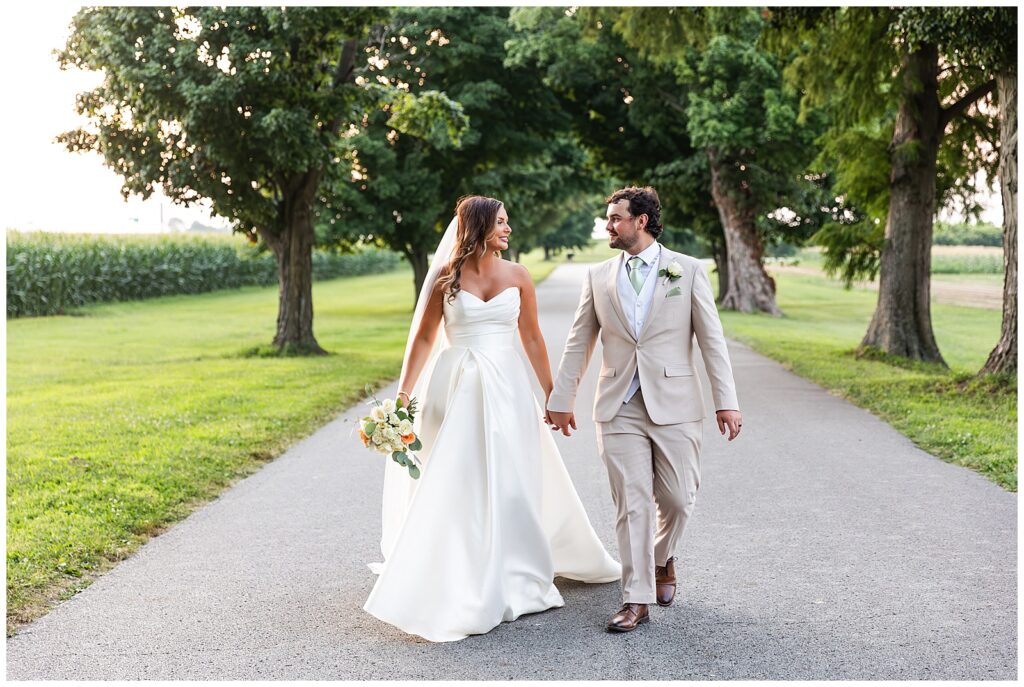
[546,186,742,633]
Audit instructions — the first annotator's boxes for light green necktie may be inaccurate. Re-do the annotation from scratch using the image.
[627,256,644,294]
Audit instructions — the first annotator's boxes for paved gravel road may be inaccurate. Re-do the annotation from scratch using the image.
[6,263,1016,680]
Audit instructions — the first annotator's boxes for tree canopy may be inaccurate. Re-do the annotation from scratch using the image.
[58,6,466,352]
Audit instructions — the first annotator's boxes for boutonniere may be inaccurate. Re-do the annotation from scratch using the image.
[658,260,683,282]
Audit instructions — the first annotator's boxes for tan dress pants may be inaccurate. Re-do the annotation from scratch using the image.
[596,389,703,603]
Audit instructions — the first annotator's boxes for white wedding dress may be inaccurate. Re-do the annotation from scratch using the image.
[364,285,621,642]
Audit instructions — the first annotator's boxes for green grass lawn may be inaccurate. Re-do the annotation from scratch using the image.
[5,245,568,634]
[715,269,1016,492]
[6,268,420,635]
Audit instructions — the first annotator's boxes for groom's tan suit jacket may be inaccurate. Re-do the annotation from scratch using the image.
[548,246,739,424]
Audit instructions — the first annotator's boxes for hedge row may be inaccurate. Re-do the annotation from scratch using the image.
[6,231,402,318]
[933,222,1004,247]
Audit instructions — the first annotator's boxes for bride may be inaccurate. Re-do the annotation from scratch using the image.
[363,195,621,642]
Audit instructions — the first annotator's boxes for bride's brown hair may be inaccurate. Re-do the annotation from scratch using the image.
[437,195,504,303]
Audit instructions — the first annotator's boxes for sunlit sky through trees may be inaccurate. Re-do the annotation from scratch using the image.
[0,5,230,234]
[0,4,1002,237]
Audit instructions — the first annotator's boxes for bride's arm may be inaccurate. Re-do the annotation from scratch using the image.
[397,280,445,400]
[515,266,555,401]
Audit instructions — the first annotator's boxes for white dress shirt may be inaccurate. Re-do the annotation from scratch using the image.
[616,241,661,403]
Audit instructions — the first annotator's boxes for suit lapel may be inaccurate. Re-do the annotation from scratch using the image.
[637,247,672,341]
[605,256,636,341]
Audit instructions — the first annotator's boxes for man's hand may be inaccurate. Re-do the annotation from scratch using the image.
[546,409,577,437]
[717,410,742,441]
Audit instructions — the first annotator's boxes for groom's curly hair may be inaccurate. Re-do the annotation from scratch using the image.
[606,186,663,239]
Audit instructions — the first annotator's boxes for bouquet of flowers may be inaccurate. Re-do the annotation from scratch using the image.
[357,386,423,479]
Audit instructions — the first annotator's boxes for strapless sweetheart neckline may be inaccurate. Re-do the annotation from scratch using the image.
[458,286,518,304]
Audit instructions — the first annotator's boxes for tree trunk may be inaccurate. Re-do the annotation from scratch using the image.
[405,247,430,302]
[709,234,729,304]
[861,44,945,365]
[981,66,1017,376]
[707,148,781,315]
[268,174,327,355]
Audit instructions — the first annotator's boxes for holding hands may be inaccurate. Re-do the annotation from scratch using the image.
[545,408,577,437]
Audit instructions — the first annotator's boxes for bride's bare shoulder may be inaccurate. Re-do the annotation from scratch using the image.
[501,259,533,289]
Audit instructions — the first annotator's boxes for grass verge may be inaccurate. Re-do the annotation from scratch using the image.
[715,269,1016,492]
[6,244,566,636]
[6,269,418,635]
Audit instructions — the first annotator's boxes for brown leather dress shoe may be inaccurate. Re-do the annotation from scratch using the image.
[607,603,649,632]
[655,557,677,607]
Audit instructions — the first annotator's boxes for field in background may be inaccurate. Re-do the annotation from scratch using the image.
[715,267,1014,492]
[789,245,1004,275]
[772,247,1005,310]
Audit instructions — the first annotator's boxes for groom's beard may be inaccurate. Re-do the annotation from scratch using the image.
[608,231,638,251]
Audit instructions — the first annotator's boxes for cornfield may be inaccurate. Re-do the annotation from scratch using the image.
[6,231,402,318]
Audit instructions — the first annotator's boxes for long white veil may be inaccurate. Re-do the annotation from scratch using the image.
[398,215,458,393]
[370,215,458,572]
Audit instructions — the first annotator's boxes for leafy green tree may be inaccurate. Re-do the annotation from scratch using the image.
[471,136,602,262]
[511,7,825,314]
[932,10,1020,377]
[984,63,1017,377]
[610,7,829,315]
[322,7,589,298]
[509,8,726,282]
[771,7,1015,365]
[57,6,464,354]
[540,200,601,260]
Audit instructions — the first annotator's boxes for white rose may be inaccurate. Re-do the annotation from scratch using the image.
[371,432,383,445]
[370,406,387,423]
[667,261,683,277]
[382,398,396,413]
[398,419,414,436]
[388,412,400,425]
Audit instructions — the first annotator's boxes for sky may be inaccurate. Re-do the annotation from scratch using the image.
[0,4,1003,237]
[0,5,230,235]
